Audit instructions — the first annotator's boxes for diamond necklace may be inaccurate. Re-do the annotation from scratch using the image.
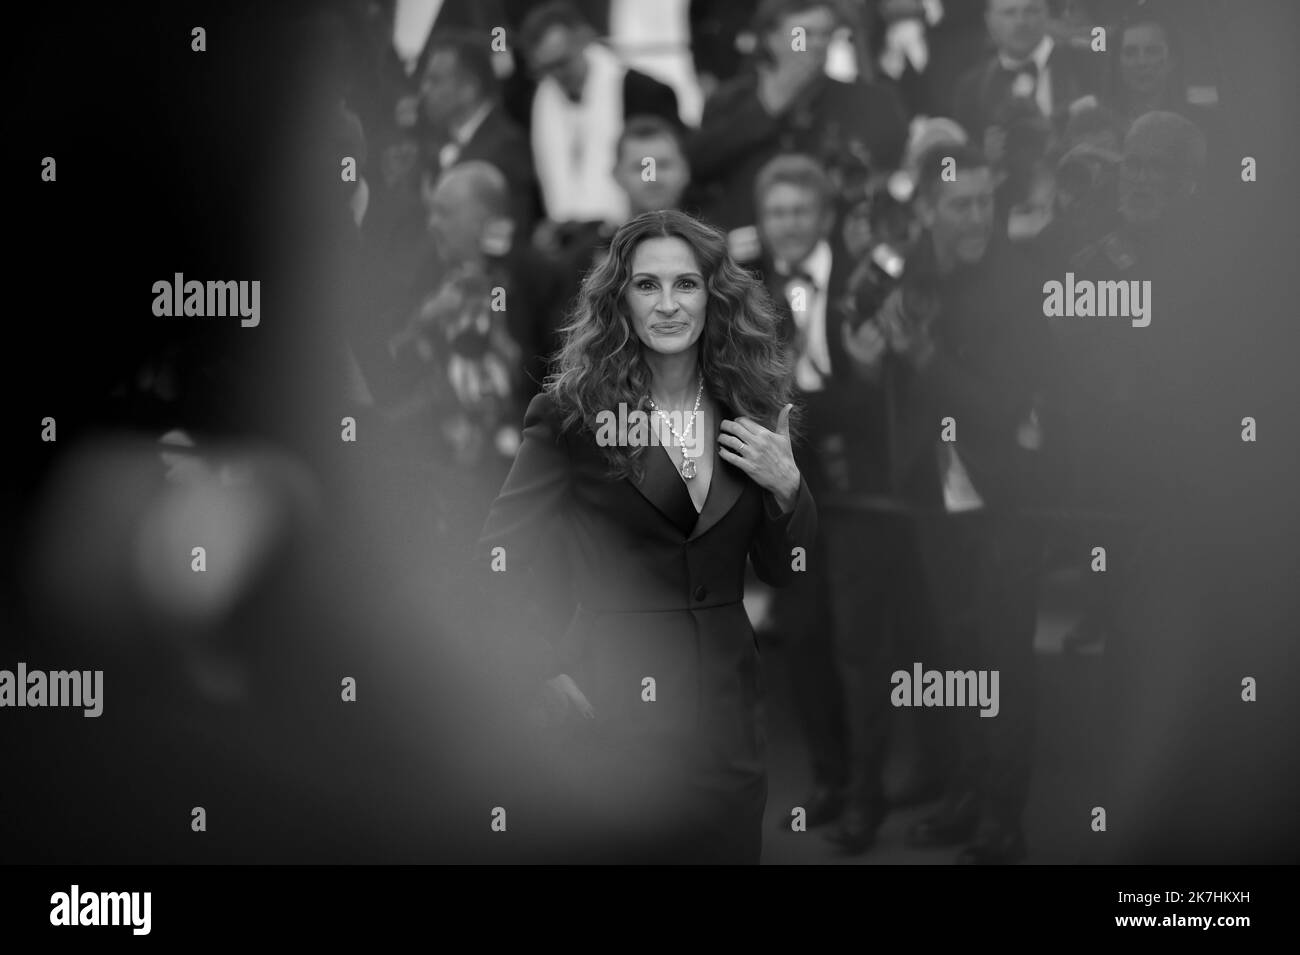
[647,376,705,479]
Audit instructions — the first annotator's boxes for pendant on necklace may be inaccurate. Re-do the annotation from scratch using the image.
[680,457,697,480]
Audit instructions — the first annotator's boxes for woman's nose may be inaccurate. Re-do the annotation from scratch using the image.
[657,293,678,314]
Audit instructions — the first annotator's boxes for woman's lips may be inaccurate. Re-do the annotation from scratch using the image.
[651,322,687,332]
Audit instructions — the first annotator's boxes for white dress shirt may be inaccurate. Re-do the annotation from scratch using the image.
[531,43,628,224]
[438,101,493,170]
[778,239,834,393]
[938,442,985,513]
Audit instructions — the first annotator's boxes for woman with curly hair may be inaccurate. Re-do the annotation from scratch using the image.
[474,209,817,864]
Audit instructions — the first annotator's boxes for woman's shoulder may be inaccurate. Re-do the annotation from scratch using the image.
[524,389,557,417]
[523,390,564,429]
[523,390,584,448]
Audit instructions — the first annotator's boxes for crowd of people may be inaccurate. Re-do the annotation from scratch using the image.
[312,0,1225,863]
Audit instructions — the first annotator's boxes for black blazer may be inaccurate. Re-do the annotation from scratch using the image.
[473,390,816,745]
[454,104,540,235]
[759,244,853,382]
[622,68,681,125]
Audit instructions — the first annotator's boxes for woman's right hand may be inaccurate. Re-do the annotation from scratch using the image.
[546,673,595,720]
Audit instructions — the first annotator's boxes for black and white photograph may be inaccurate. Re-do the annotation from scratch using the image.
[3,0,1298,933]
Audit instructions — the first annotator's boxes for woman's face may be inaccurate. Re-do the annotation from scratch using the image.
[624,236,708,358]
[1120,23,1172,98]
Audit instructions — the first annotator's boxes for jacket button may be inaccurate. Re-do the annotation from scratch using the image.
[693,585,708,602]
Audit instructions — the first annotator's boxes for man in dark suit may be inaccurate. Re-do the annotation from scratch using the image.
[364,27,539,285]
[366,0,514,164]
[418,29,539,236]
[749,154,858,833]
[687,0,910,234]
[841,143,1065,863]
[953,0,1100,159]
[754,154,854,473]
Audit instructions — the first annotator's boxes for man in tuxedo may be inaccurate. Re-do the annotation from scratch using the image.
[364,28,538,289]
[953,0,1099,160]
[841,143,1064,863]
[418,30,539,242]
[688,0,909,234]
[751,153,857,833]
[755,154,852,403]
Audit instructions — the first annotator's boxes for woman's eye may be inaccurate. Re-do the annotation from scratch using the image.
[677,279,697,290]
[637,280,656,291]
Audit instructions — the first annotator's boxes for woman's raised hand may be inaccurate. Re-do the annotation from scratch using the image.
[718,404,802,513]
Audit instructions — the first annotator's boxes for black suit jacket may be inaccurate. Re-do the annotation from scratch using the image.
[622,68,681,125]
[454,104,540,234]
[759,244,852,379]
[474,390,816,746]
[952,42,1099,140]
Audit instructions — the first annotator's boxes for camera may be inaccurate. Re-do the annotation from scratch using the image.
[844,240,906,331]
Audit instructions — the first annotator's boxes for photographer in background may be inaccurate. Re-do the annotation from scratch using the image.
[688,0,909,233]
[841,142,1065,864]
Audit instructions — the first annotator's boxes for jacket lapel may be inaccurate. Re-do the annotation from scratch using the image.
[688,403,745,541]
[629,437,699,537]
[625,400,749,540]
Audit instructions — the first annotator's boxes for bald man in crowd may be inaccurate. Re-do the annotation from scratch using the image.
[391,160,560,410]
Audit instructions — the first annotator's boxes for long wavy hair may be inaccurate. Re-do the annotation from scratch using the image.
[546,210,800,481]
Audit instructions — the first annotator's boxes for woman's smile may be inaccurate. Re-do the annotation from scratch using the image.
[650,320,688,334]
